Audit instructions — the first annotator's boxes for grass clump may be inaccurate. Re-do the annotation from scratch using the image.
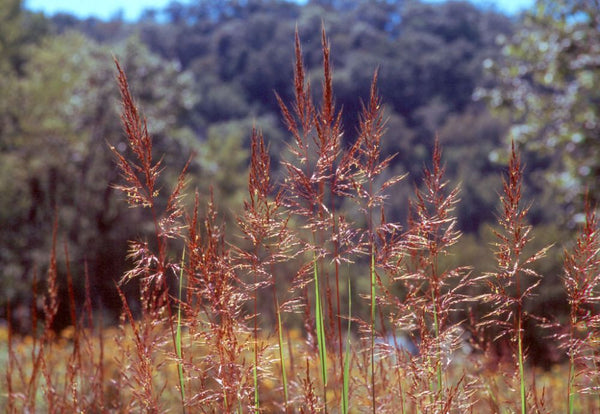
[3,27,600,414]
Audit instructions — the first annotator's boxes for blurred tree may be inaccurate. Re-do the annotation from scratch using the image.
[199,121,250,221]
[132,0,512,203]
[480,0,600,209]
[50,13,131,43]
[0,0,49,325]
[0,31,200,326]
[0,0,48,139]
[438,106,507,232]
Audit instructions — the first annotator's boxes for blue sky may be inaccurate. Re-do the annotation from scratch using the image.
[25,0,535,21]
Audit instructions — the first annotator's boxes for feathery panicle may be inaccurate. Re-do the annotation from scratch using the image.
[558,197,600,412]
[111,59,190,287]
[394,139,473,412]
[478,141,550,414]
[111,59,161,210]
[235,127,297,412]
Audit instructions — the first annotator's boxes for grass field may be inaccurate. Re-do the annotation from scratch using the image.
[3,29,600,413]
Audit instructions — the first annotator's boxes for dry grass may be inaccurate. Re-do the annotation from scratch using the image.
[3,28,600,413]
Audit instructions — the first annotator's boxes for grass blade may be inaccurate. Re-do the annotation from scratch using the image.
[176,249,186,410]
[342,280,352,414]
[313,249,328,398]
[370,247,376,413]
[275,295,289,410]
[254,338,259,413]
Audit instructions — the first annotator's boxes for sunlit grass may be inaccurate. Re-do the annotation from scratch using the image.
[3,26,600,414]
[0,324,583,412]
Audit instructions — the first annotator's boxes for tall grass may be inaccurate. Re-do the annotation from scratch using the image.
[478,142,550,414]
[558,197,600,413]
[3,28,599,413]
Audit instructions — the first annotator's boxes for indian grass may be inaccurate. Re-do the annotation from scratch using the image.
[478,141,551,414]
[4,26,600,414]
[312,247,328,410]
[275,294,289,410]
[176,249,185,410]
[342,279,352,414]
[558,196,600,414]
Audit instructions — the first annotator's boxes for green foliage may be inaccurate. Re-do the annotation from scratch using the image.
[0,0,48,141]
[0,21,201,320]
[35,0,517,235]
[481,0,600,207]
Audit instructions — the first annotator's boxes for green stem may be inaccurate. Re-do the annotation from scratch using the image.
[253,265,259,413]
[176,249,186,412]
[274,293,289,411]
[253,340,259,413]
[370,247,376,414]
[567,351,575,414]
[342,280,352,414]
[517,314,526,414]
[431,280,442,398]
[432,302,442,399]
[313,247,328,410]
[368,178,376,414]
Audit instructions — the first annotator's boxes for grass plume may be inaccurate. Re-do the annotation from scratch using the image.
[3,26,597,414]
